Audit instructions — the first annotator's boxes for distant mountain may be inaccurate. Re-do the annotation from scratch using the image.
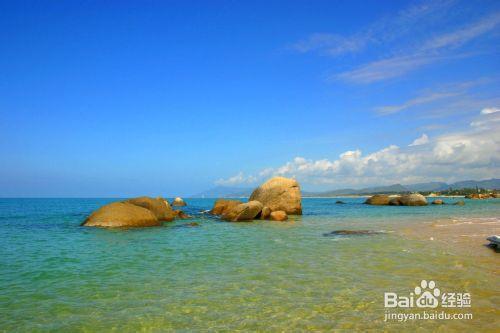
[190,186,253,198]
[450,178,500,190]
[406,182,448,192]
[303,184,409,197]
[192,179,500,198]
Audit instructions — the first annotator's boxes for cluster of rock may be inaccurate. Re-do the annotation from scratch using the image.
[365,193,428,206]
[365,194,467,206]
[82,176,302,227]
[465,193,499,199]
[82,196,190,227]
[210,177,302,222]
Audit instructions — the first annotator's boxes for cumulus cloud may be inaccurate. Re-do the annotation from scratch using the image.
[216,110,500,188]
[409,134,430,146]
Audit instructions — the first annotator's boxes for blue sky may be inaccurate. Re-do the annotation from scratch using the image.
[1,0,499,197]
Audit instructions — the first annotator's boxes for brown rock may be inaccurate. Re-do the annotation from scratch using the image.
[365,194,391,205]
[389,197,402,206]
[398,193,428,206]
[249,177,302,214]
[171,197,187,206]
[222,200,263,222]
[432,199,444,205]
[82,202,159,228]
[210,199,243,215]
[126,196,175,221]
[454,200,465,206]
[260,206,271,219]
[269,210,288,221]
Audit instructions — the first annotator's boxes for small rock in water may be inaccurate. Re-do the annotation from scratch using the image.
[173,210,192,219]
[454,201,465,206]
[171,197,187,206]
[323,230,384,237]
[335,200,346,204]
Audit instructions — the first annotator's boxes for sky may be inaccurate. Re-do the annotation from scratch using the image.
[0,0,499,197]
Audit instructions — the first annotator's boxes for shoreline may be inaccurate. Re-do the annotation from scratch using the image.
[399,215,500,256]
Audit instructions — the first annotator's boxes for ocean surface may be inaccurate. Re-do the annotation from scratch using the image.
[0,198,499,331]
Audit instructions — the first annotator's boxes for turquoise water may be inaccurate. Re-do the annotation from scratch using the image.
[1,198,499,331]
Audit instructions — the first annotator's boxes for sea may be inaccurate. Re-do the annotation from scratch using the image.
[0,197,499,331]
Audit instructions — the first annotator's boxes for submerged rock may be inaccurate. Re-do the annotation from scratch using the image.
[173,222,200,228]
[365,195,391,205]
[323,230,384,237]
[249,177,302,215]
[222,201,263,222]
[454,200,465,206]
[126,196,175,221]
[171,197,187,206]
[210,199,243,215]
[269,210,288,221]
[82,202,160,228]
[335,200,346,204]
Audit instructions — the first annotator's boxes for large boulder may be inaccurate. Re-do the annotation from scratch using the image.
[210,199,243,215]
[270,210,288,221]
[249,177,302,214]
[398,194,427,206]
[222,201,263,222]
[171,197,187,206]
[365,194,391,205]
[82,202,160,228]
[126,196,175,221]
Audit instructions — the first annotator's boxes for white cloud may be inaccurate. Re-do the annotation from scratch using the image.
[216,110,500,188]
[335,54,446,84]
[291,1,454,57]
[214,172,257,186]
[421,12,500,51]
[373,78,496,116]
[480,107,500,114]
[409,134,430,146]
[471,107,500,128]
[294,2,500,84]
[375,91,460,115]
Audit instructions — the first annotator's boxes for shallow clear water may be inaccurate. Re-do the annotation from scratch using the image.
[0,198,499,331]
